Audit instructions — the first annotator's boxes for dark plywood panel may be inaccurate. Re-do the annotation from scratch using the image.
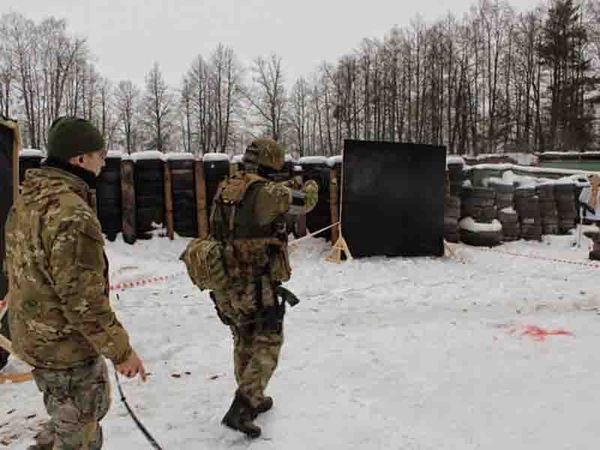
[341,140,446,258]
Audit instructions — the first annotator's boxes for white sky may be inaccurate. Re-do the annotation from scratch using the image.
[4,0,544,88]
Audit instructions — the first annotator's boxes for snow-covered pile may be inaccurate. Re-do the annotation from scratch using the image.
[202,153,230,162]
[131,151,166,162]
[106,150,123,159]
[19,149,44,157]
[459,217,502,232]
[327,155,343,167]
[446,155,465,166]
[298,156,328,165]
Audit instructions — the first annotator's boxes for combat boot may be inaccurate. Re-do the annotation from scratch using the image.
[27,423,54,450]
[221,391,261,438]
[255,396,273,414]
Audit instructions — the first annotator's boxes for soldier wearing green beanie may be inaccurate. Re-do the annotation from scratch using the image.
[4,116,146,449]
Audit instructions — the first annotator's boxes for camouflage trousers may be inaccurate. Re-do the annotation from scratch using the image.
[31,357,110,450]
[212,276,285,408]
[232,327,283,408]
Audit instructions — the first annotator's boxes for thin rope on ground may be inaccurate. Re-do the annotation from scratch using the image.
[114,371,164,450]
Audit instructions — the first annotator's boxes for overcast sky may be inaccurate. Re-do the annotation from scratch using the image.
[5,0,544,88]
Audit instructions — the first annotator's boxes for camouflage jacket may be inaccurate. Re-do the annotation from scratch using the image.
[210,172,318,283]
[4,167,132,369]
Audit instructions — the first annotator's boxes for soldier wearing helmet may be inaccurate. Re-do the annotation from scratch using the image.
[209,138,318,437]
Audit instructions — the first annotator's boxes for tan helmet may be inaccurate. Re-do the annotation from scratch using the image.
[242,138,285,171]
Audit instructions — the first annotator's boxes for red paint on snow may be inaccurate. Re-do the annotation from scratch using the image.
[520,325,574,341]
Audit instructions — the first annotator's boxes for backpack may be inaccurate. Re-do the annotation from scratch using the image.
[180,173,265,291]
[179,238,229,291]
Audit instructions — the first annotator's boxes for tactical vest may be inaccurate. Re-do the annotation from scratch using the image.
[209,172,291,282]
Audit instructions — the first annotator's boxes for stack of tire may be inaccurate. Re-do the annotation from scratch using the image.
[133,151,165,238]
[488,178,519,241]
[19,149,44,183]
[460,187,496,223]
[536,183,559,235]
[168,154,197,238]
[447,157,466,197]
[514,187,542,240]
[554,182,577,233]
[444,195,461,242]
[96,152,122,241]
[459,187,502,246]
[299,156,331,239]
[203,153,230,230]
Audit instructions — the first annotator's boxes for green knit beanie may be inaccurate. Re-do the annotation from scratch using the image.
[47,117,105,160]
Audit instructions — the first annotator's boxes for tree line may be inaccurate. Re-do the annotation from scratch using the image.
[1,0,599,157]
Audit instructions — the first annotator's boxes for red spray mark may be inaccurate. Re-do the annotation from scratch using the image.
[519,324,574,341]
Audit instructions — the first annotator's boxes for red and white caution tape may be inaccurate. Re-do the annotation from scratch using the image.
[109,271,186,292]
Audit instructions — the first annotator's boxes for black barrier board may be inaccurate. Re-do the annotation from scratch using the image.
[0,123,14,299]
[341,140,446,258]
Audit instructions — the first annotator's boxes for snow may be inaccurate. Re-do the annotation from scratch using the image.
[202,153,230,162]
[459,217,503,232]
[538,151,600,157]
[285,154,294,162]
[131,151,166,162]
[327,155,343,167]
[231,154,244,164]
[504,153,538,166]
[19,149,44,157]
[106,150,123,159]
[472,162,599,177]
[298,156,328,165]
[500,207,516,214]
[483,176,512,188]
[446,155,465,166]
[4,234,600,449]
[165,152,196,161]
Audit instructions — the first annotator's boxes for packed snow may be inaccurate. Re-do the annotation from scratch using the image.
[106,150,123,159]
[327,155,343,167]
[19,149,44,158]
[3,232,600,449]
[131,151,166,162]
[202,153,230,163]
[459,217,502,233]
[298,156,328,165]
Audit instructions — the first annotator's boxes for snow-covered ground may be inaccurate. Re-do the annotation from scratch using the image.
[3,233,600,449]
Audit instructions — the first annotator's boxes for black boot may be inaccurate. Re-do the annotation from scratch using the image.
[221,392,261,438]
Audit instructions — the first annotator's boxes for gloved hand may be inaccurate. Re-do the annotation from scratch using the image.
[302,180,319,212]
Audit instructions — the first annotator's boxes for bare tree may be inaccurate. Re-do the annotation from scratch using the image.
[115,80,140,153]
[142,62,173,151]
[246,54,287,141]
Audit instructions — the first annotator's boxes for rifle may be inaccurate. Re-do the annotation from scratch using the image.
[275,285,300,307]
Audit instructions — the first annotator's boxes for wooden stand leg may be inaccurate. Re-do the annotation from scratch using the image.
[326,235,353,263]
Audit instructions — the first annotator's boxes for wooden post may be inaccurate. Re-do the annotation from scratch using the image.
[194,159,209,239]
[120,159,137,245]
[11,122,20,199]
[330,167,340,243]
[163,163,175,240]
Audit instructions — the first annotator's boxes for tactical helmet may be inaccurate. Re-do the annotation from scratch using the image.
[242,138,285,171]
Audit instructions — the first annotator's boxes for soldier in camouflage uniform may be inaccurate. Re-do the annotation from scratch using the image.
[209,139,318,438]
[4,117,146,450]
